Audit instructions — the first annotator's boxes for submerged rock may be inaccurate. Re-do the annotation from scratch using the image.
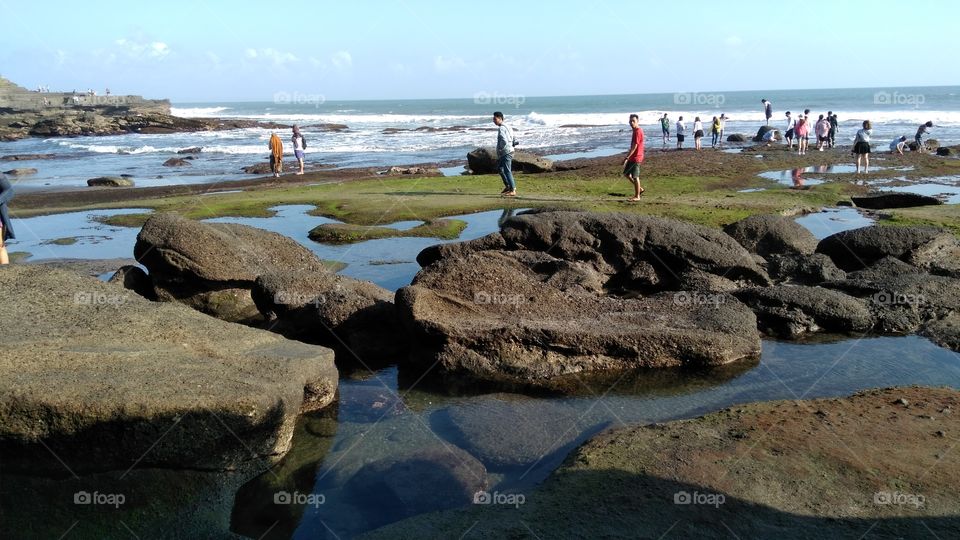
[852,192,942,209]
[0,265,337,474]
[87,176,134,187]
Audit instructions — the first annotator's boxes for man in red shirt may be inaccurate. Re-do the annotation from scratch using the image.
[622,114,645,201]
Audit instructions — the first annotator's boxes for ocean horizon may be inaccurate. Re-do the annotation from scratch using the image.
[3,85,958,190]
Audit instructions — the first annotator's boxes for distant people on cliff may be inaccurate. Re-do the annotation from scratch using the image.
[854,120,873,174]
[0,176,15,265]
[493,111,517,197]
[762,99,773,125]
[915,121,934,152]
[622,114,645,201]
[269,132,284,177]
[292,126,306,175]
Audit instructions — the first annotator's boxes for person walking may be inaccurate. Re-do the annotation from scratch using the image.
[827,111,838,148]
[268,132,283,178]
[717,113,728,147]
[291,125,306,175]
[660,113,670,145]
[675,116,686,150]
[0,176,15,265]
[710,116,721,148]
[622,114,646,201]
[493,111,517,196]
[854,120,873,174]
[795,114,810,155]
[693,117,704,150]
[762,99,773,125]
[815,114,831,151]
[784,112,796,149]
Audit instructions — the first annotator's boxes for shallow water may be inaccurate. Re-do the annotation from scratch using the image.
[794,207,875,239]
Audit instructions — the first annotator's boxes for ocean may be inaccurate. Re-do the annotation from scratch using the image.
[2,86,958,190]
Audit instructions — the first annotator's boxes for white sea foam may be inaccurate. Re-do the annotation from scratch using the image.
[170,106,230,117]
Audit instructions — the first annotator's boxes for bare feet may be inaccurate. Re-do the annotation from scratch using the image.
[503,191,517,197]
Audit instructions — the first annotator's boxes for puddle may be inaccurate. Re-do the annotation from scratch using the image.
[877,183,960,204]
[6,208,152,261]
[737,188,766,193]
[760,164,913,183]
[545,147,621,161]
[794,207,874,239]
[758,168,826,187]
[722,148,744,154]
[440,165,467,177]
[224,335,960,539]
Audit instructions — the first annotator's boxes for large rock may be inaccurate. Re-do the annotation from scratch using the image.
[497,211,770,287]
[726,133,747,142]
[816,225,960,273]
[466,146,554,174]
[723,214,818,257]
[852,192,943,209]
[734,285,874,338]
[134,213,331,323]
[163,157,192,167]
[3,167,37,176]
[765,253,846,285]
[0,265,337,474]
[396,249,761,389]
[242,161,273,175]
[416,232,507,268]
[251,267,406,359]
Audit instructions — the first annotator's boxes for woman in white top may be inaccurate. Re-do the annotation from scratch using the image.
[693,117,704,150]
[292,125,306,175]
[853,120,872,174]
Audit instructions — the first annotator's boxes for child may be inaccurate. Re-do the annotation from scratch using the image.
[710,116,721,148]
[915,121,934,152]
[889,135,908,155]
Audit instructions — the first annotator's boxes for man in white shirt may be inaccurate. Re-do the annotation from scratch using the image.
[676,116,686,150]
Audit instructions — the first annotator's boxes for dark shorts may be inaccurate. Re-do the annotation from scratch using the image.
[854,141,871,155]
[915,135,923,145]
[295,150,305,159]
[818,135,829,142]
[623,161,641,178]
[785,128,795,139]
[694,130,704,138]
[662,127,669,135]
[677,134,685,142]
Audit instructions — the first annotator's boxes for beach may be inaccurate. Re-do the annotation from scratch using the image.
[3,87,960,539]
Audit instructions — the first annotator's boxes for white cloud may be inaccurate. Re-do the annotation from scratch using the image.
[434,55,466,72]
[331,50,352,70]
[114,38,171,60]
[245,48,298,66]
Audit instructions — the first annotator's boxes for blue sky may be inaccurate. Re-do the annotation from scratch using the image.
[0,0,955,102]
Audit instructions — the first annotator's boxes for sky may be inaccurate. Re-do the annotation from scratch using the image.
[0,0,956,103]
